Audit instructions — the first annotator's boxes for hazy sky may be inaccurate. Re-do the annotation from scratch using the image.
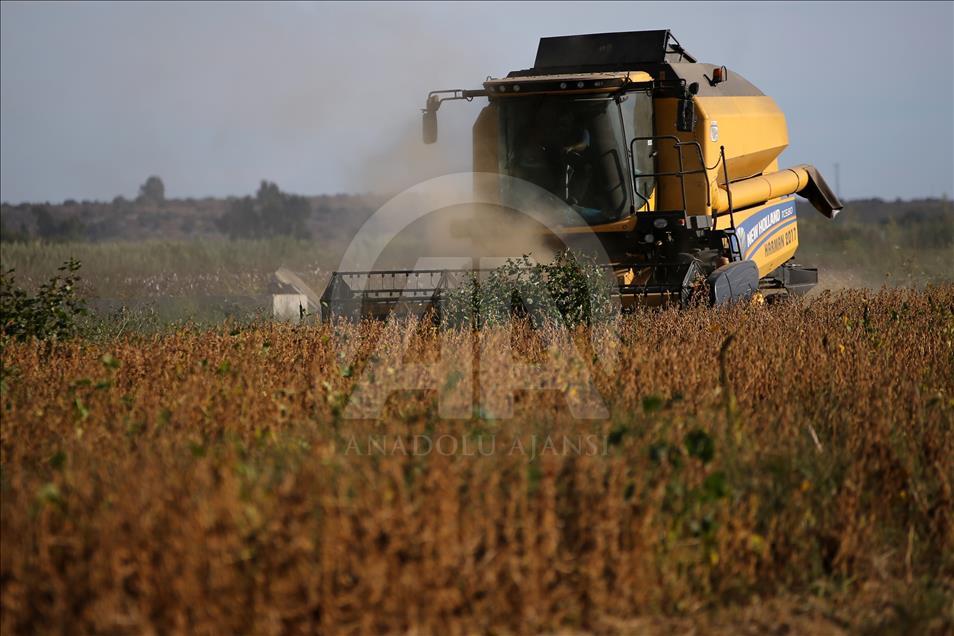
[1,1,952,203]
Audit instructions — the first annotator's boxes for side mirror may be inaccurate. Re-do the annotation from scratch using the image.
[677,96,695,133]
[422,109,438,144]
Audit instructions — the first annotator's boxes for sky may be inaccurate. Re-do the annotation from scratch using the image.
[1,1,952,203]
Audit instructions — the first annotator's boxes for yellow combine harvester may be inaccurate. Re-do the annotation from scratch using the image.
[322,30,841,317]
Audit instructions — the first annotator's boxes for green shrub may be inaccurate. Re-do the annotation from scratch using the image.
[442,250,618,328]
[0,258,86,342]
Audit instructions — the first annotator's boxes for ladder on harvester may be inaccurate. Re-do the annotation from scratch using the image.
[629,137,743,261]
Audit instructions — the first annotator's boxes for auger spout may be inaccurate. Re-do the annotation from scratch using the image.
[714,164,843,219]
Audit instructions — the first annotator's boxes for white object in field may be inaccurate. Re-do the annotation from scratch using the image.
[273,267,323,320]
[272,293,309,323]
[274,268,321,307]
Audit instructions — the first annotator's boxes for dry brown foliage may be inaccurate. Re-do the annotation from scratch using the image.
[2,287,952,634]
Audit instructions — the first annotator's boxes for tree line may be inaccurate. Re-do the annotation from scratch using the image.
[1,176,316,242]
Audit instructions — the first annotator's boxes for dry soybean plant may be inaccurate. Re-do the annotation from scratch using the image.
[1,286,952,634]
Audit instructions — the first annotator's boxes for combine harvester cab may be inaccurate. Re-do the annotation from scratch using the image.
[321,30,842,320]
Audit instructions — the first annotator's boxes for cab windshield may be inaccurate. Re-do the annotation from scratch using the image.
[497,93,647,225]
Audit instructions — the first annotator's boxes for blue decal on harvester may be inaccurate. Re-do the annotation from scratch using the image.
[735,199,796,258]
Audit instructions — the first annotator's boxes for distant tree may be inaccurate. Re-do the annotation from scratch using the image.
[0,219,30,243]
[110,196,131,218]
[32,205,58,237]
[216,180,310,239]
[137,176,165,205]
[32,205,87,242]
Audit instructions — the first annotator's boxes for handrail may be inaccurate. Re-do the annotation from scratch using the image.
[713,144,745,259]
[628,135,718,213]
[718,145,734,226]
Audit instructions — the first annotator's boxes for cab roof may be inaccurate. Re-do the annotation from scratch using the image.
[493,30,763,99]
[509,30,696,77]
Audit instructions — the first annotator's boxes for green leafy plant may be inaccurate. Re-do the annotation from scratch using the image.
[0,258,87,342]
[442,250,618,328]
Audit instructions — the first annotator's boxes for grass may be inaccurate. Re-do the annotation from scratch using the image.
[1,201,951,305]
[796,208,954,288]
[1,287,952,633]
[0,237,336,298]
